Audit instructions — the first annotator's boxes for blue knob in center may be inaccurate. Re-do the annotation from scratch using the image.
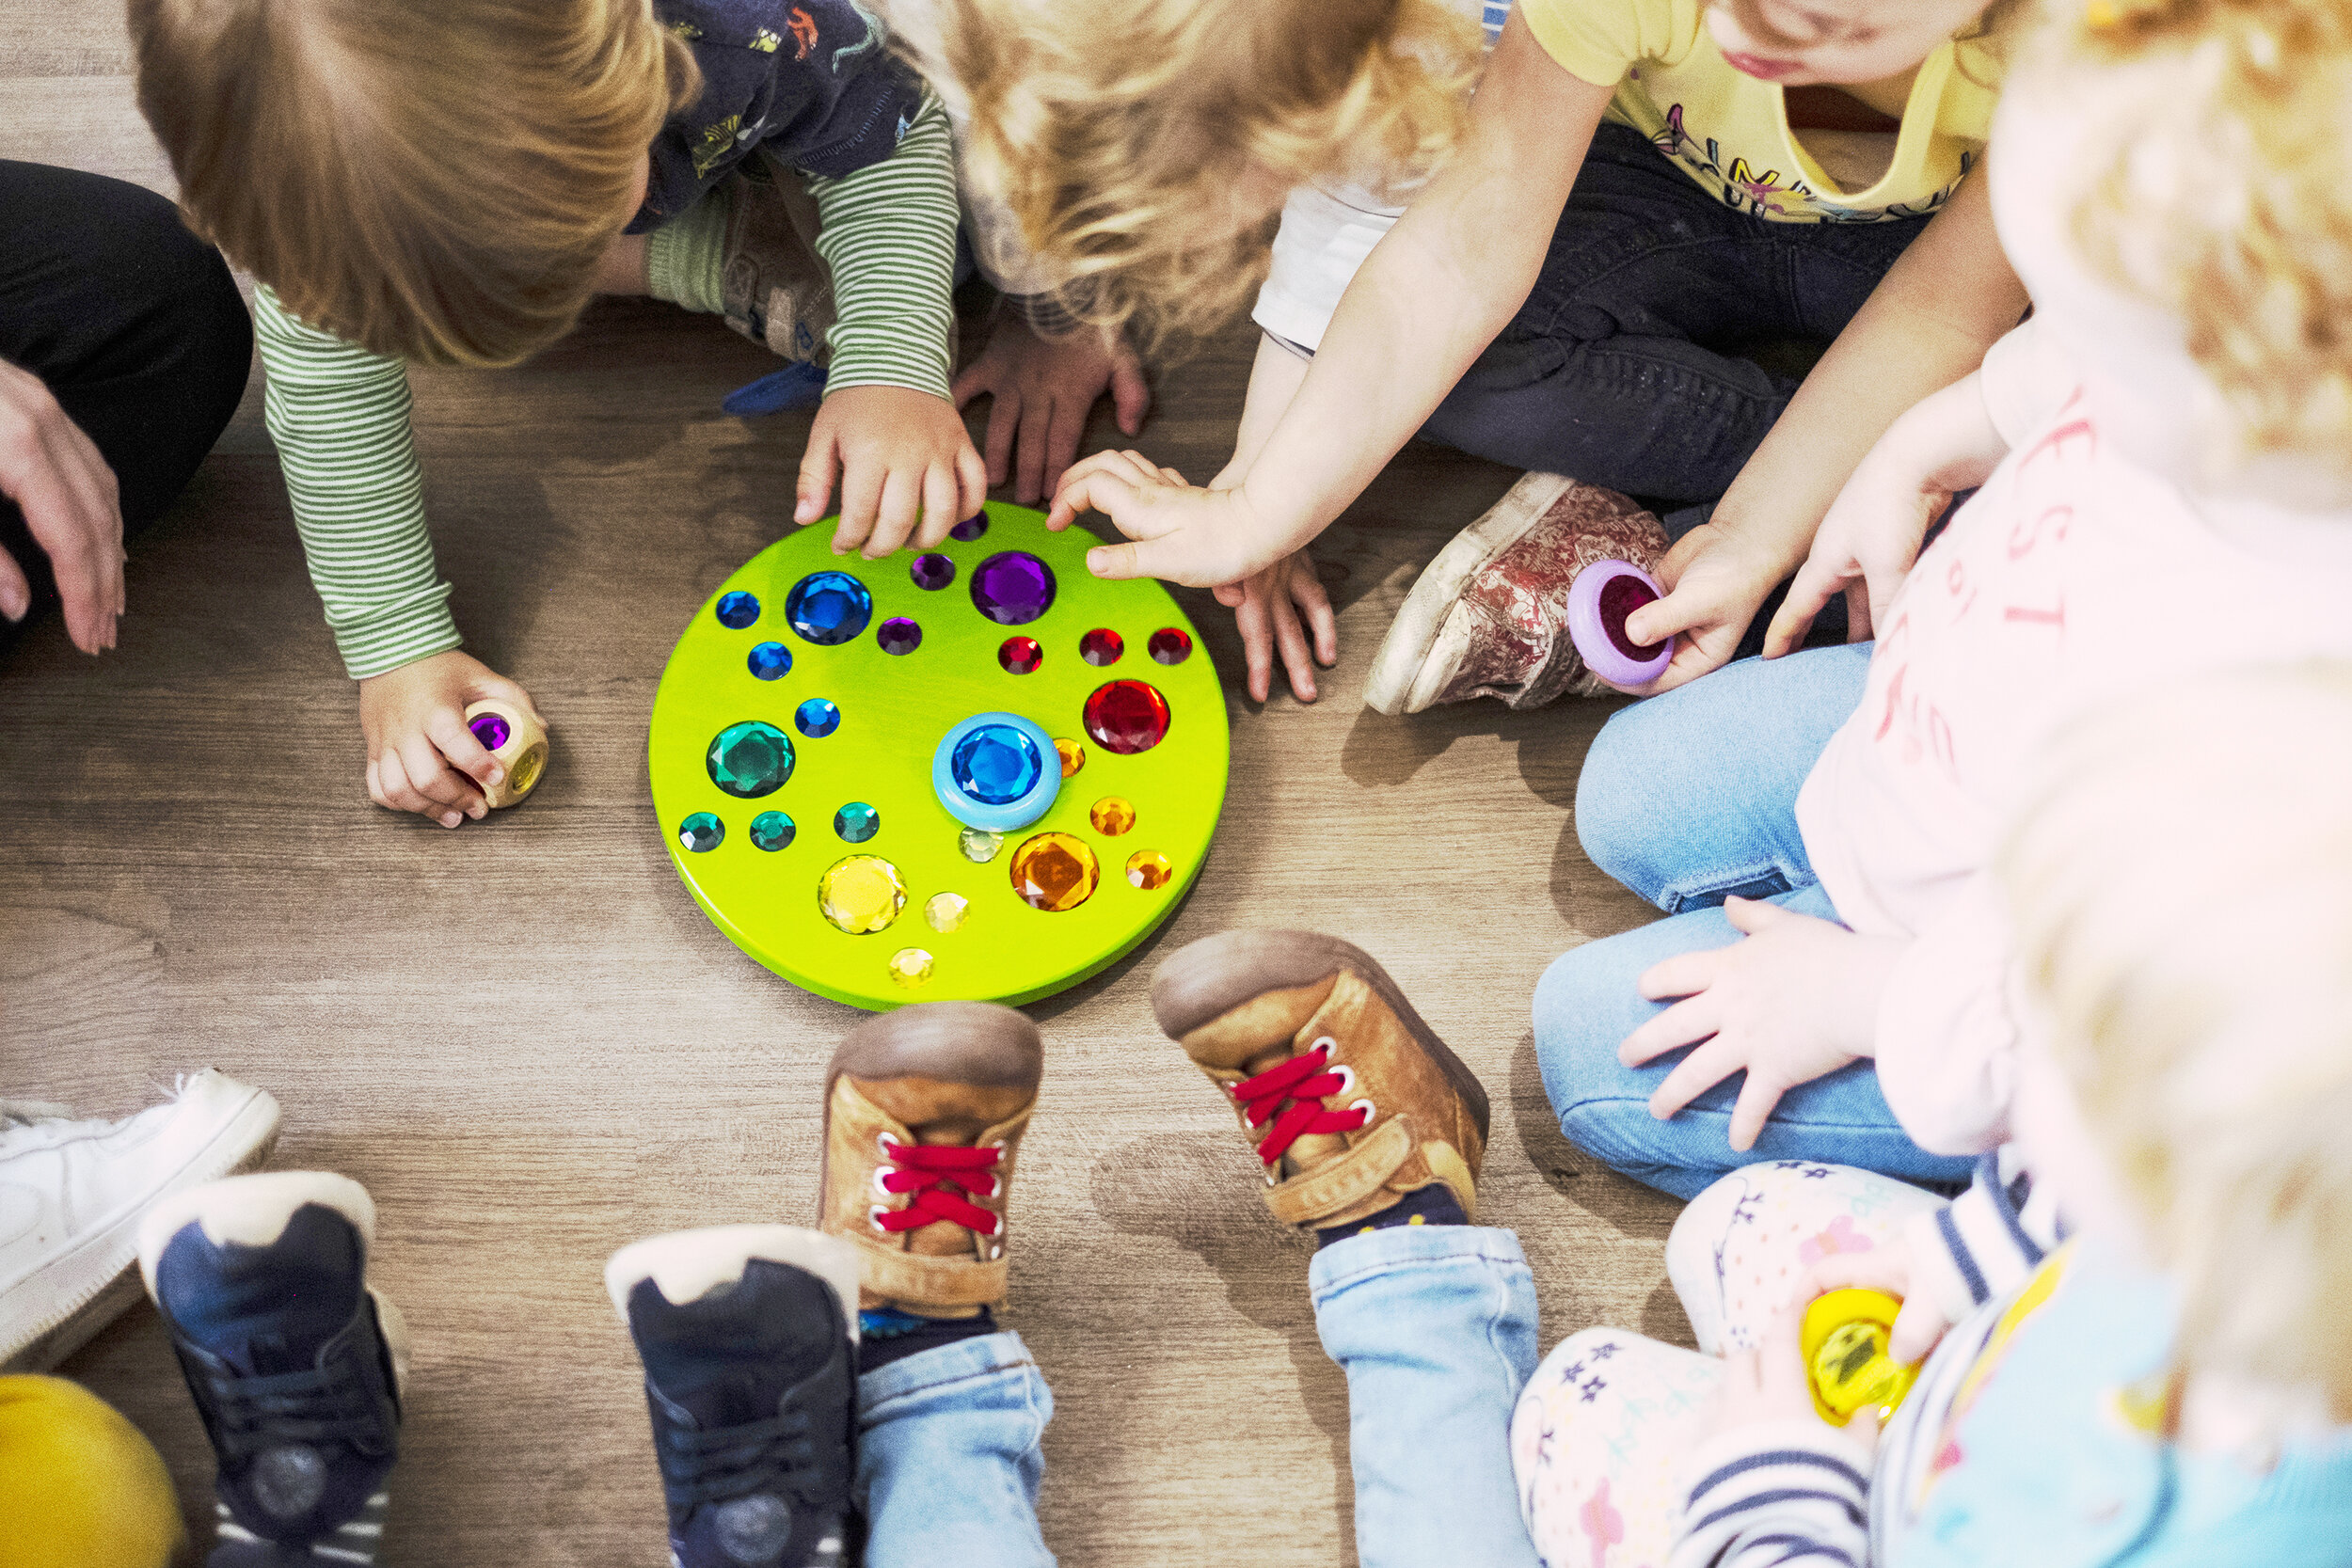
[933,712,1060,832]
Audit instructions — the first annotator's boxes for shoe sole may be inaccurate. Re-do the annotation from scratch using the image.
[1150,930,1491,1142]
[606,1226,865,1338]
[0,1085,282,1375]
[1362,472,1581,716]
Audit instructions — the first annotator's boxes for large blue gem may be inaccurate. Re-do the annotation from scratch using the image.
[950,724,1043,806]
[707,721,794,798]
[785,571,873,645]
[715,591,760,629]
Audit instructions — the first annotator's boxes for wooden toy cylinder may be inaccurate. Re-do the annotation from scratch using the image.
[463,700,548,809]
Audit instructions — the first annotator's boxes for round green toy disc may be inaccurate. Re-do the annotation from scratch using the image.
[648,503,1229,1010]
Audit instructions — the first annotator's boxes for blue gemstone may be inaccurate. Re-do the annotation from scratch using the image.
[796,698,840,738]
[750,811,795,851]
[678,812,724,852]
[950,724,1043,806]
[785,571,873,645]
[747,641,792,680]
[835,801,880,843]
[715,591,760,629]
[707,721,794,798]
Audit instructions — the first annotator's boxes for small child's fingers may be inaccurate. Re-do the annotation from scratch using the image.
[953,444,990,530]
[1647,1034,1740,1123]
[366,756,392,814]
[373,748,451,826]
[1232,583,1273,704]
[1888,1297,1948,1365]
[1212,580,1247,609]
[832,458,885,555]
[980,391,1019,488]
[1619,992,1718,1070]
[795,426,840,528]
[1012,396,1054,504]
[397,734,482,824]
[1271,597,1319,705]
[1725,1069,1788,1152]
[914,463,961,551]
[1291,568,1339,666]
[426,707,503,790]
[864,468,922,559]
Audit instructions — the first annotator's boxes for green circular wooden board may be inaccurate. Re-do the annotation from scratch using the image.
[648,503,1229,1009]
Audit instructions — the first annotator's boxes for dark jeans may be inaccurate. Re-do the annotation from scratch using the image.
[0,161,252,650]
[1422,121,1928,503]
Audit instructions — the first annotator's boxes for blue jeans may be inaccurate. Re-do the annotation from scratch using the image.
[1534,646,1976,1199]
[858,1227,1543,1567]
[1420,121,1931,505]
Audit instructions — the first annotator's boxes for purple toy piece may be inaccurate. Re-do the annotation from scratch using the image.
[469,712,512,752]
[1565,560,1673,687]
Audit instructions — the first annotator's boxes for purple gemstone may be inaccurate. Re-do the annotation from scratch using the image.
[911,553,955,591]
[469,713,511,751]
[949,515,989,542]
[968,551,1057,626]
[877,616,922,656]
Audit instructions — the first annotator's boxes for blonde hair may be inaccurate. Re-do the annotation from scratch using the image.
[2034,0,2352,470]
[1997,665,2352,1421]
[128,0,698,367]
[905,0,1480,350]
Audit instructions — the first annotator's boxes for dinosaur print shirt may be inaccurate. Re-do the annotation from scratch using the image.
[630,0,924,232]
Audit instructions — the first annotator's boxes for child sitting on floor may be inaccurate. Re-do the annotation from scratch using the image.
[1523,0,2352,1198]
[128,0,978,828]
[1514,663,2352,1566]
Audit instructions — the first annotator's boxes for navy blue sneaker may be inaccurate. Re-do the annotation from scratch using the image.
[607,1226,862,1568]
[137,1172,405,1567]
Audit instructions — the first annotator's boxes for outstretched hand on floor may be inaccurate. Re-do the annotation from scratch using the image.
[0,358,122,653]
[952,313,1149,504]
[358,650,539,828]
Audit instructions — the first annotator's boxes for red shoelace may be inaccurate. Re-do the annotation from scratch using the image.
[873,1138,1003,1236]
[1230,1043,1370,1166]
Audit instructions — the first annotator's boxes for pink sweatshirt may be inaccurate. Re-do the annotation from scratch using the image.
[1793,319,2352,1154]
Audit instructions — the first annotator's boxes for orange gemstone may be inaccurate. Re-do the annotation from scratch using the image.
[1055,737,1085,778]
[1125,849,1171,890]
[1009,832,1100,911]
[1089,797,1136,835]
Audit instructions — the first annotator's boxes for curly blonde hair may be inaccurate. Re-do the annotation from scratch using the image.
[2038,0,2352,475]
[903,0,1480,350]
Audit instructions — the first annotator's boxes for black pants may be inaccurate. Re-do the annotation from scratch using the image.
[0,161,252,650]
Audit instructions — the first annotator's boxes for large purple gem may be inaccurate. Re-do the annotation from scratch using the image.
[968,551,1057,626]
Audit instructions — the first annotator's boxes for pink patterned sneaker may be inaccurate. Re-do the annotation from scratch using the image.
[1363,472,1671,715]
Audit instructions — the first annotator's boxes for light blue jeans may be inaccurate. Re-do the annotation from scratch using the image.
[1535,646,1975,1199]
[856,1226,1543,1567]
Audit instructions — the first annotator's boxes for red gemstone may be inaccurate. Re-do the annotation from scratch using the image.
[1080,628,1124,666]
[1083,680,1170,754]
[1148,627,1192,665]
[999,636,1042,673]
[1597,573,1664,659]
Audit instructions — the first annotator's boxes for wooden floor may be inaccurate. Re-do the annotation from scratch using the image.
[2,17,1683,1564]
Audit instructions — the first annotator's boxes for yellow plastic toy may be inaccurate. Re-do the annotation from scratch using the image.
[0,1375,184,1568]
[463,698,548,808]
[1801,1288,1921,1423]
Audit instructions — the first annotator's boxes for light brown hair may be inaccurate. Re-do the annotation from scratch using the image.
[129,0,698,366]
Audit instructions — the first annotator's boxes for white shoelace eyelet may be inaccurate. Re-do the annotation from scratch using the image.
[867,1204,891,1233]
[1331,1064,1357,1098]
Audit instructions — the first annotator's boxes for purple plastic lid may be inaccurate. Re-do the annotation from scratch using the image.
[1564,561,1672,688]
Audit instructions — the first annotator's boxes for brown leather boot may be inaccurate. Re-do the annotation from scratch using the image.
[1151,931,1489,1230]
[818,1003,1041,1318]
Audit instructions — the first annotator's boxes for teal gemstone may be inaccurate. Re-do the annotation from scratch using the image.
[707,721,794,798]
[750,811,795,851]
[834,802,880,843]
[678,813,724,852]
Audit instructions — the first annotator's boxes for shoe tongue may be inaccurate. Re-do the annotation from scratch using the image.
[630,1259,842,1431]
[157,1206,365,1377]
[851,1073,1029,1140]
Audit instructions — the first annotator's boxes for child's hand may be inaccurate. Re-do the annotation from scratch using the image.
[1709,1300,1881,1453]
[952,315,1149,503]
[1613,523,1785,695]
[1216,547,1336,704]
[1805,1240,1955,1366]
[1621,896,1906,1148]
[0,358,122,653]
[1764,446,1946,657]
[358,650,538,828]
[796,385,989,559]
[1048,450,1288,587]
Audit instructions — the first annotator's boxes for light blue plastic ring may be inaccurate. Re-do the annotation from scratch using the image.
[932,712,1061,832]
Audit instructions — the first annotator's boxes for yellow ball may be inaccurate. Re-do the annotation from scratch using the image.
[0,1376,184,1568]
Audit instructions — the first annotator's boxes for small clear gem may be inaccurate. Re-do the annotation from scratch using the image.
[888,948,934,989]
[748,641,792,680]
[998,636,1041,673]
[679,813,724,852]
[1090,797,1136,835]
[1009,832,1100,911]
[949,515,989,542]
[1084,681,1170,754]
[1149,626,1193,665]
[1080,628,1123,666]
[707,721,794,798]
[969,551,1057,626]
[716,591,760,629]
[750,811,795,851]
[926,892,968,932]
[835,801,880,842]
[950,725,1043,805]
[1126,849,1172,890]
[911,553,956,590]
[818,855,904,933]
[796,699,840,737]
[877,616,922,656]
[469,712,511,751]
[785,571,872,645]
[1055,737,1085,777]
[959,828,1002,863]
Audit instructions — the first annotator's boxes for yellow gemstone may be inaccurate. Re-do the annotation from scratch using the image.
[818,855,906,934]
[1089,796,1136,835]
[925,892,969,933]
[1009,832,1100,912]
[959,828,1003,863]
[888,948,934,988]
[1125,849,1172,890]
[1055,737,1085,778]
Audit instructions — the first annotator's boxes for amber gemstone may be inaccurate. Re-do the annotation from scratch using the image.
[1055,738,1085,778]
[1009,832,1100,912]
[1125,849,1172,890]
[1089,797,1136,835]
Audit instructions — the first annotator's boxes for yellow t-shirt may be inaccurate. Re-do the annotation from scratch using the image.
[1522,0,2002,222]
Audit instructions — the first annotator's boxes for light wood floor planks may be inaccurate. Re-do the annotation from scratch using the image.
[1,22,1683,1566]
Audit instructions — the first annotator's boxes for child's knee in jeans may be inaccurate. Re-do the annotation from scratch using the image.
[1532,948,1660,1161]
[1573,705,1671,897]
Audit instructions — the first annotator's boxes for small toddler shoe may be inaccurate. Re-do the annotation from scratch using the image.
[137,1172,405,1567]
[721,154,837,363]
[608,1227,862,1568]
[1364,471,1670,714]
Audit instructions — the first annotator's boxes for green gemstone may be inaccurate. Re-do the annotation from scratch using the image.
[707,721,794,799]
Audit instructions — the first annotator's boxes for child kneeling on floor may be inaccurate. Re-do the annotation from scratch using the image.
[1516,666,2352,1566]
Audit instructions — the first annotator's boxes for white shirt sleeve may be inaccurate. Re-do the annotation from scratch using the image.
[1250,180,1414,354]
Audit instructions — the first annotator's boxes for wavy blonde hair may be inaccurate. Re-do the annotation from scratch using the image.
[906,0,1480,349]
[1998,665,2352,1422]
[2034,0,2352,473]
[129,0,698,367]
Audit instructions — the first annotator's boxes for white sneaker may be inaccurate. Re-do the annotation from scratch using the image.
[0,1069,280,1371]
